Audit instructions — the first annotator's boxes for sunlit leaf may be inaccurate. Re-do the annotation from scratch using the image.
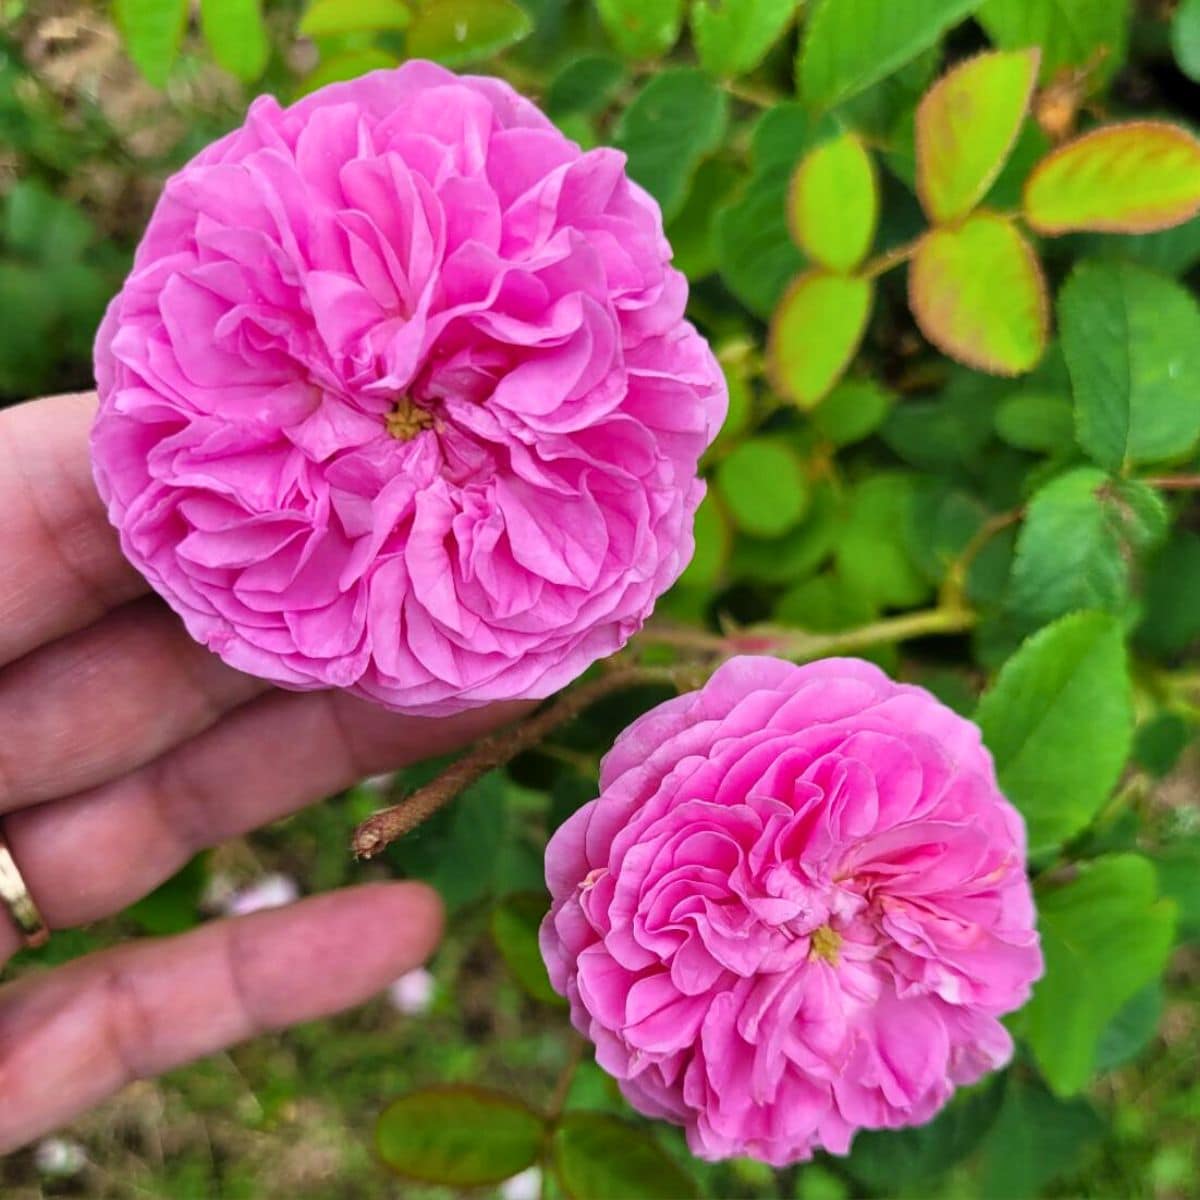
[114,0,188,87]
[201,0,270,81]
[301,48,400,93]
[800,0,983,110]
[300,0,411,36]
[717,438,810,538]
[1173,0,1200,82]
[377,1087,545,1185]
[787,132,878,271]
[909,212,1047,375]
[406,0,532,67]
[916,48,1039,223]
[596,0,684,59]
[1024,122,1200,235]
[691,0,797,79]
[978,0,1130,86]
[769,271,873,406]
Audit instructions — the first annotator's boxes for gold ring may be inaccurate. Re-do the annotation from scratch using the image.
[0,830,48,949]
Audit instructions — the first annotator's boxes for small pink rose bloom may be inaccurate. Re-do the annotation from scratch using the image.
[92,63,725,715]
[540,657,1042,1166]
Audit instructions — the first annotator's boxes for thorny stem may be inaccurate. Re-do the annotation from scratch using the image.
[353,598,983,856]
[638,603,977,662]
[351,663,700,858]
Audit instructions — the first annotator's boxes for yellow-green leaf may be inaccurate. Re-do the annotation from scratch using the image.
[769,272,873,407]
[300,48,400,94]
[909,212,1047,375]
[1024,122,1200,235]
[597,0,684,59]
[114,0,188,88]
[406,0,532,67]
[916,48,1039,224]
[300,0,411,36]
[787,132,878,271]
[200,0,270,81]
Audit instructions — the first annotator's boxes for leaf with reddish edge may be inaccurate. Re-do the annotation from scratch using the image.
[909,212,1047,375]
[1024,121,1200,235]
[768,272,874,407]
[916,48,1040,224]
[787,132,879,271]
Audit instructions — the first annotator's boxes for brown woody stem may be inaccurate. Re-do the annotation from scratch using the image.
[351,663,698,858]
[1144,473,1200,491]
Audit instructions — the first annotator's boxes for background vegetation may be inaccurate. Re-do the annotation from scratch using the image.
[1,0,1199,1197]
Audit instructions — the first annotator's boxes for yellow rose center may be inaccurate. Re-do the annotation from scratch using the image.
[385,396,435,442]
[809,923,842,966]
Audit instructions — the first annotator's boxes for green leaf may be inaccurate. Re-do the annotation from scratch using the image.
[1059,260,1200,470]
[388,770,511,910]
[666,157,740,280]
[916,48,1039,224]
[906,480,988,586]
[776,569,876,631]
[717,438,810,538]
[994,390,1074,453]
[0,261,59,394]
[301,48,400,93]
[113,0,189,88]
[810,378,893,446]
[978,0,1130,86]
[615,69,728,222]
[909,212,1047,375]
[1154,838,1200,943]
[787,132,878,271]
[491,893,565,1007]
[200,0,269,80]
[845,1076,1005,1191]
[678,493,731,589]
[124,855,207,936]
[596,0,684,59]
[1025,854,1176,1094]
[714,104,821,317]
[881,368,1002,472]
[377,1087,545,1185]
[979,1074,1106,1199]
[551,1113,699,1200]
[800,0,983,111]
[1132,712,1191,778]
[1173,0,1200,82]
[3,181,94,265]
[1094,982,1163,1072]
[1009,469,1166,626]
[545,54,627,118]
[406,0,532,66]
[691,0,797,79]
[769,272,873,406]
[1024,123,1200,235]
[300,0,411,36]
[976,611,1133,854]
[1137,531,1200,657]
[836,472,931,608]
[729,482,842,583]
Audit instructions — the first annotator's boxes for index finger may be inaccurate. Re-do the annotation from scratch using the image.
[0,392,147,667]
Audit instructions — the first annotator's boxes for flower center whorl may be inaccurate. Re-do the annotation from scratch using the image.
[808,923,843,966]
[385,395,436,442]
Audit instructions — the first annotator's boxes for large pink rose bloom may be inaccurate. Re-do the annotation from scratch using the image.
[541,656,1042,1165]
[92,63,725,715]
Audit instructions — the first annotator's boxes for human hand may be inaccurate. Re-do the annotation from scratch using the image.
[0,392,525,1152]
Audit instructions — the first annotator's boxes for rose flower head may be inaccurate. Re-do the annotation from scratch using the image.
[541,656,1042,1166]
[92,63,726,716]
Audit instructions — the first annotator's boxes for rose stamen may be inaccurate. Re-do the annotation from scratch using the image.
[385,395,435,442]
[809,923,842,966]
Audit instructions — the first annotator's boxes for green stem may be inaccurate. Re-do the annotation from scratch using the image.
[861,236,923,279]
